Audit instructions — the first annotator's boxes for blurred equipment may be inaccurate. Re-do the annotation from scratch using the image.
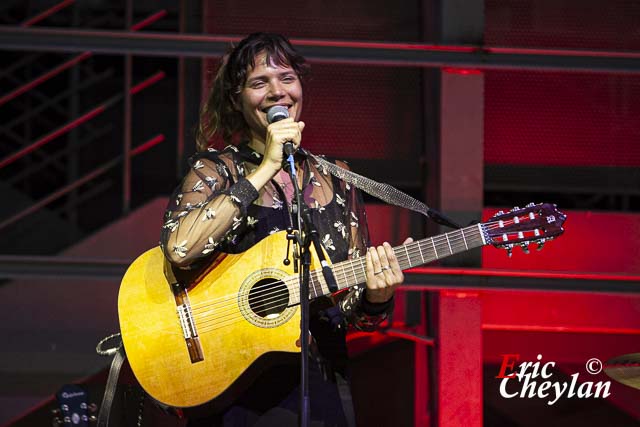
[605,353,640,390]
[52,384,97,426]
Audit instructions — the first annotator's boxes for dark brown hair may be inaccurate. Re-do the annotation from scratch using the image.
[195,32,309,152]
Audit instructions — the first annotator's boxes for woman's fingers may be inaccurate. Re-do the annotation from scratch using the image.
[376,244,392,278]
[263,119,304,167]
[367,247,383,285]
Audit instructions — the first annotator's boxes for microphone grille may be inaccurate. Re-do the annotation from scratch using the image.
[266,105,289,124]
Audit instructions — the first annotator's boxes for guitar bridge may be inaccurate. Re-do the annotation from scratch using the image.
[173,286,204,363]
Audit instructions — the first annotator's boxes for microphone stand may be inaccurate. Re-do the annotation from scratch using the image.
[282,150,311,427]
[283,147,338,427]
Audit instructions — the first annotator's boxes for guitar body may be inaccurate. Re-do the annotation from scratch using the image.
[118,231,323,409]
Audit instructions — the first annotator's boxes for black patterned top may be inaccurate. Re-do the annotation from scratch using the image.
[160,141,393,371]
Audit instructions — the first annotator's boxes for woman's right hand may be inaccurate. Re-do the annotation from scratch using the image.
[261,118,305,173]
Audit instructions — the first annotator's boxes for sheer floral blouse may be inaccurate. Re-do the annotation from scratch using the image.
[160,142,393,372]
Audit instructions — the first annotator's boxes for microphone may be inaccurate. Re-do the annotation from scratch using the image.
[266,105,295,157]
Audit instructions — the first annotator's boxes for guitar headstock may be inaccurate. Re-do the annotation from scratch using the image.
[482,203,566,257]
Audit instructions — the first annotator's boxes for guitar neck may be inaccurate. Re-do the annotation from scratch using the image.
[290,223,486,303]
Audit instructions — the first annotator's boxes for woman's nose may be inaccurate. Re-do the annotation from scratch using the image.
[268,81,285,99]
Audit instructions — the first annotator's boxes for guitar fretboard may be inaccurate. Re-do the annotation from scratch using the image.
[288,223,486,304]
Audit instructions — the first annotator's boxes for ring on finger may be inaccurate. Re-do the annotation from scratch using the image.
[381,265,391,271]
[374,270,384,275]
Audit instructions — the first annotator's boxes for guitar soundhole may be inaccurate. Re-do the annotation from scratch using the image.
[248,278,290,319]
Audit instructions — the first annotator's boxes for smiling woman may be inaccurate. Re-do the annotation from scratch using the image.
[158,32,408,426]
[196,33,309,152]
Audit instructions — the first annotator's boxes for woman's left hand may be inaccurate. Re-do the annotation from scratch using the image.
[364,237,414,303]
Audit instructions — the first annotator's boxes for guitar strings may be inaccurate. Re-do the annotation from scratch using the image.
[192,273,321,330]
[188,221,521,328]
[176,221,536,335]
[186,219,532,329]
[196,235,490,333]
[192,233,489,331]
[196,296,293,332]
[189,223,502,314]
[194,235,487,330]
[188,275,294,311]
[187,223,488,311]
[188,228,483,314]
[192,277,298,322]
[190,229,494,324]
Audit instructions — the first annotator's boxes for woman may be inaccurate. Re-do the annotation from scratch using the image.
[160,32,408,426]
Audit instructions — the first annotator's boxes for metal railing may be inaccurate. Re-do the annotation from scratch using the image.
[0,3,170,240]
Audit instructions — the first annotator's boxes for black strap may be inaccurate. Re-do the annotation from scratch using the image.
[97,344,126,427]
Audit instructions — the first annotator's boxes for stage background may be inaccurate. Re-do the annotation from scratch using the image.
[0,0,638,426]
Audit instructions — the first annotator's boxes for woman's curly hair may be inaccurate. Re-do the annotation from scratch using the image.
[195,33,309,152]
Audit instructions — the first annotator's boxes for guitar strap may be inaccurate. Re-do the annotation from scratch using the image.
[302,149,462,229]
[96,344,126,427]
[93,331,125,427]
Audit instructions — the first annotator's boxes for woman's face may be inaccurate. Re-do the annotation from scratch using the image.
[237,52,303,141]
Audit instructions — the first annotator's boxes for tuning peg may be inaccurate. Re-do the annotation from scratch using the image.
[536,239,546,251]
[505,244,513,258]
[520,242,530,254]
[493,210,505,217]
[510,206,520,212]
[526,202,535,207]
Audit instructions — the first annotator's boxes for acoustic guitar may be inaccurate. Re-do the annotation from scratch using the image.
[118,203,565,409]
